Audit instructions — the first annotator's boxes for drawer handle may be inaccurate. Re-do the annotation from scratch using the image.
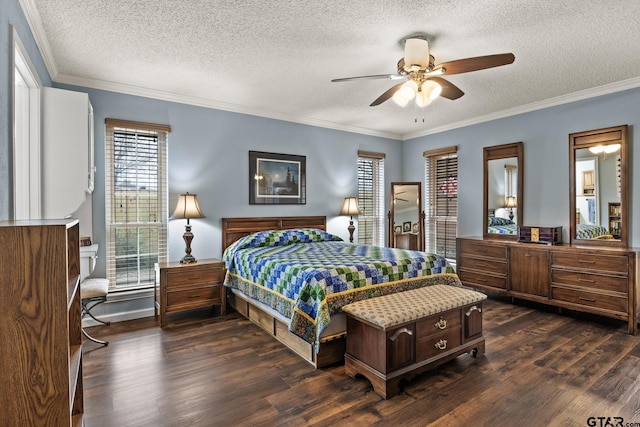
[578,278,595,283]
[476,278,487,283]
[578,296,596,303]
[578,260,596,264]
[475,262,487,267]
[466,305,482,317]
[435,318,447,330]
[434,339,447,350]
[187,294,202,299]
[389,327,413,342]
[524,254,532,257]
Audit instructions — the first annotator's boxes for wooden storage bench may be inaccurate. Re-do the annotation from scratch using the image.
[342,284,487,399]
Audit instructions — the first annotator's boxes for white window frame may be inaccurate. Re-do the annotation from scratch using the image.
[11,27,41,220]
[105,119,169,291]
[357,151,385,246]
[424,146,458,261]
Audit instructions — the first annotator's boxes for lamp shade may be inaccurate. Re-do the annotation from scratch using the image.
[340,197,360,216]
[172,193,206,219]
[504,195,517,208]
[403,38,430,68]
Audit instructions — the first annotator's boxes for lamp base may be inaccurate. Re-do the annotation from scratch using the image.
[347,219,355,243]
[181,223,197,264]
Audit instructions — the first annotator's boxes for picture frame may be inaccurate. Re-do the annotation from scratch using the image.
[249,151,306,204]
[402,221,411,233]
[394,225,402,235]
[412,223,419,234]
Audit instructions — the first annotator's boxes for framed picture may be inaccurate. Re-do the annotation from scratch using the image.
[412,223,419,233]
[394,225,402,235]
[402,221,411,233]
[249,151,306,204]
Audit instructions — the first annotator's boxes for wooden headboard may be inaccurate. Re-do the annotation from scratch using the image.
[221,216,327,253]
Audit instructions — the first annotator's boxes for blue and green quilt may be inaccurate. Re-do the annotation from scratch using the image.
[223,228,461,349]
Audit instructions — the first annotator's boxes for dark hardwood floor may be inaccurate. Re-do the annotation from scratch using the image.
[82,297,640,426]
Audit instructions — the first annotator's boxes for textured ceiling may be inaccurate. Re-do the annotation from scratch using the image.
[23,0,640,139]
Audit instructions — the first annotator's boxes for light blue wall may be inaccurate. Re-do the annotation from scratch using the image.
[0,0,52,219]
[56,85,402,277]
[402,88,639,246]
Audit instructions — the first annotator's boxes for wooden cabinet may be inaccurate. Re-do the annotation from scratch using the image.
[156,258,226,327]
[509,246,549,298]
[43,87,94,219]
[396,233,418,250]
[0,219,84,425]
[457,237,637,334]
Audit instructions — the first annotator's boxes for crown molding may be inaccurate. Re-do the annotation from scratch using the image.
[401,77,640,140]
[54,72,401,140]
[18,0,58,80]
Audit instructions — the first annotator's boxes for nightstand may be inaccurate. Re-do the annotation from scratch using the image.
[155,258,226,328]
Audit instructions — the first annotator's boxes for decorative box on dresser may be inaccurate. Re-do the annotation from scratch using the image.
[457,237,637,334]
[0,219,84,426]
[155,258,226,327]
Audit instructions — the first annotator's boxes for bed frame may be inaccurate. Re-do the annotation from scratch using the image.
[221,216,345,368]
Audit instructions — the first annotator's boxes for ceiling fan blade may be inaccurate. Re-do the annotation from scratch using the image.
[428,77,464,100]
[331,74,404,82]
[434,53,515,75]
[370,82,405,106]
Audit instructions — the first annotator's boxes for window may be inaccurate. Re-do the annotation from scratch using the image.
[357,151,385,246]
[424,147,458,259]
[105,119,170,291]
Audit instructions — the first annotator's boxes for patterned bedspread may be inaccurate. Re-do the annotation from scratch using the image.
[576,224,612,239]
[223,228,461,349]
[487,217,517,235]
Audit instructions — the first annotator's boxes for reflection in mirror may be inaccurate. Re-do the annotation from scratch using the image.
[569,125,628,247]
[483,142,523,240]
[388,182,424,251]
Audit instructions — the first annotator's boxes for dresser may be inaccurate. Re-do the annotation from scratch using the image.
[456,237,637,334]
[0,219,84,425]
[156,258,226,327]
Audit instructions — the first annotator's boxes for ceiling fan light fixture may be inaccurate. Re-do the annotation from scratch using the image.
[421,80,442,100]
[399,80,418,100]
[415,91,432,108]
[604,143,621,153]
[392,91,410,107]
[404,38,429,69]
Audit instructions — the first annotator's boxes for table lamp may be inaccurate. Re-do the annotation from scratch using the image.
[340,196,361,243]
[172,192,206,263]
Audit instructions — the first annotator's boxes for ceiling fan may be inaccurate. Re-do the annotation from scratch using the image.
[332,37,515,107]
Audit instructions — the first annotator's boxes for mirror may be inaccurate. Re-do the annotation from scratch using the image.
[388,182,424,250]
[569,125,628,247]
[483,142,524,240]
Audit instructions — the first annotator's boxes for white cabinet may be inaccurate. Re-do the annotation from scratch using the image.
[42,87,94,219]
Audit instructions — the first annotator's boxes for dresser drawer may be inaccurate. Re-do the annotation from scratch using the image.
[551,252,628,274]
[459,256,508,275]
[167,284,222,309]
[458,269,507,289]
[551,286,628,314]
[167,266,223,287]
[416,327,462,361]
[551,270,628,294]
[416,309,461,340]
[458,240,507,260]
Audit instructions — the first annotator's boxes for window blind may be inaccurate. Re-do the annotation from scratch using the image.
[357,151,385,246]
[424,147,458,260]
[105,119,169,291]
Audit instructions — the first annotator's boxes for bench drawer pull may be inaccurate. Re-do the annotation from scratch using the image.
[435,318,447,330]
[465,305,482,317]
[434,339,447,350]
[389,327,413,342]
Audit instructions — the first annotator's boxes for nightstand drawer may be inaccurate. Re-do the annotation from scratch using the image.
[167,284,222,309]
[167,266,223,287]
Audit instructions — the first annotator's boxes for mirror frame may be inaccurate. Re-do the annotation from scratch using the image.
[387,182,425,251]
[569,125,628,247]
[483,141,524,240]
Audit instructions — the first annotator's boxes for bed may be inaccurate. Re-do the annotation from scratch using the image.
[487,216,517,235]
[221,216,461,368]
[576,223,613,240]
